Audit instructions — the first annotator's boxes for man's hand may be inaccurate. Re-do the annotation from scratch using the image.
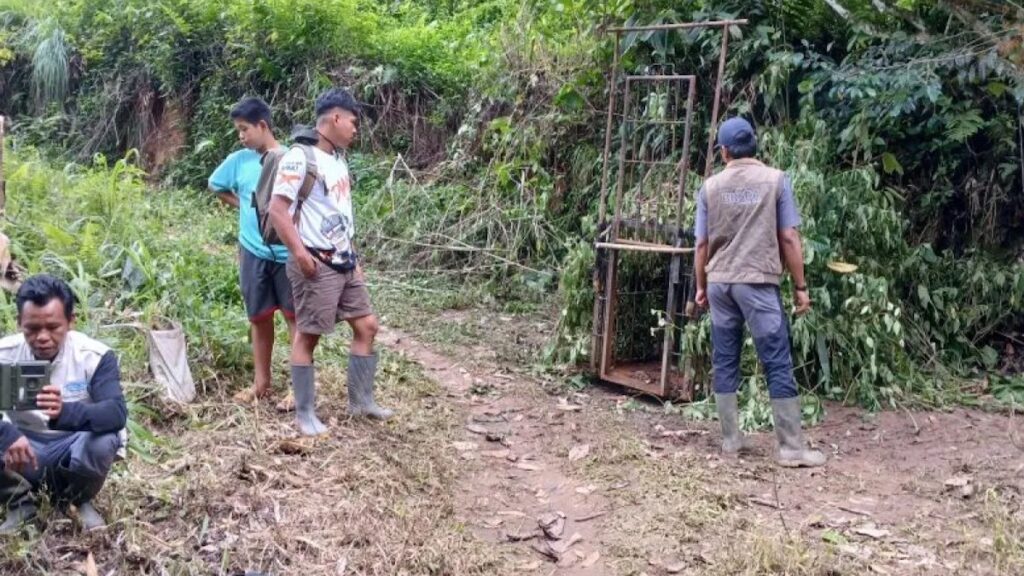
[794,288,812,316]
[695,288,708,310]
[37,385,63,420]
[3,436,37,473]
[355,263,365,282]
[298,252,318,279]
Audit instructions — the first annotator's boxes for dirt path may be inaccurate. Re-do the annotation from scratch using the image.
[379,311,1024,575]
[378,326,611,573]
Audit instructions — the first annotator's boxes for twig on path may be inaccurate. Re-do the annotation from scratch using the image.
[836,505,873,517]
[575,510,609,522]
[748,497,781,509]
[1009,403,1023,453]
[899,400,921,435]
[772,466,790,536]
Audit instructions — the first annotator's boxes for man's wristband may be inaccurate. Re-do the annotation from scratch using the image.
[794,285,808,292]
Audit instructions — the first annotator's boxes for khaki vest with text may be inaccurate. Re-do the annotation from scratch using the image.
[705,158,786,285]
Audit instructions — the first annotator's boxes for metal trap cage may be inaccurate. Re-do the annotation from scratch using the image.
[590,19,746,400]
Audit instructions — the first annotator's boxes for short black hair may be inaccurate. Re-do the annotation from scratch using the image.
[16,274,77,320]
[725,141,757,159]
[230,97,273,130]
[315,88,361,118]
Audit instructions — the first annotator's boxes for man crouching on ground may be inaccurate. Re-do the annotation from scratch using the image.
[0,274,128,532]
[270,87,392,436]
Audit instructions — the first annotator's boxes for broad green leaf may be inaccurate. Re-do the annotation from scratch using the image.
[822,529,847,545]
[880,152,903,175]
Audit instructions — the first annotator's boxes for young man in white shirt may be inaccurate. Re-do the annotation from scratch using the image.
[269,88,392,436]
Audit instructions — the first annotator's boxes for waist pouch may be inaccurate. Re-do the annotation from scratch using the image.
[305,246,358,274]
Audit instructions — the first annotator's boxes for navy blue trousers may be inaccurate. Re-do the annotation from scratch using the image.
[709,283,797,399]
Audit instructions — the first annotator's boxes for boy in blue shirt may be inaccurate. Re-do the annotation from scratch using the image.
[208,97,296,407]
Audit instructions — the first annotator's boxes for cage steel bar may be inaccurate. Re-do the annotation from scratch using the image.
[590,19,746,399]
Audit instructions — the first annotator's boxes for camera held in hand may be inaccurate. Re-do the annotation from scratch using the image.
[0,361,51,411]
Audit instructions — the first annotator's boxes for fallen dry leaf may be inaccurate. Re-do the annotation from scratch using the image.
[481,449,511,459]
[944,475,972,488]
[660,429,707,438]
[275,438,312,455]
[83,552,99,576]
[575,484,598,495]
[538,512,565,539]
[550,532,583,554]
[665,560,687,574]
[853,524,891,540]
[532,540,560,561]
[466,424,489,435]
[568,444,591,462]
[452,441,478,452]
[485,432,507,443]
[581,550,601,568]
[515,462,542,472]
[556,398,583,411]
[504,528,538,542]
[482,517,503,528]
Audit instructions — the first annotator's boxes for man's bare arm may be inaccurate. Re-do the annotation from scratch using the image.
[269,195,303,254]
[695,238,709,291]
[778,228,806,287]
[779,227,811,314]
[210,187,240,209]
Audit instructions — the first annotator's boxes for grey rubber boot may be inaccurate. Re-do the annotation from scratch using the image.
[56,467,108,530]
[0,503,37,535]
[715,393,747,455]
[347,353,393,420]
[76,501,105,530]
[292,364,328,436]
[771,397,827,468]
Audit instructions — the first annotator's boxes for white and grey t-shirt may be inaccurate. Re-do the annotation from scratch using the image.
[272,145,356,266]
[0,331,128,455]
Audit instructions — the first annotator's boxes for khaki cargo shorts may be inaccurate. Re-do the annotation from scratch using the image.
[286,258,374,335]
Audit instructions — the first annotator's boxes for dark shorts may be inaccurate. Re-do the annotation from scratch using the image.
[240,246,295,322]
[286,257,374,335]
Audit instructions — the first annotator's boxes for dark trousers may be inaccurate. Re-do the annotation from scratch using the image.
[0,430,119,509]
[708,283,798,399]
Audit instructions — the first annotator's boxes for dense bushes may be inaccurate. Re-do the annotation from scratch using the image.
[1,0,1023,408]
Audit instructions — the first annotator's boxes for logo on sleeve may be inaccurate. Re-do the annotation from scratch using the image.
[276,172,302,186]
[62,380,89,401]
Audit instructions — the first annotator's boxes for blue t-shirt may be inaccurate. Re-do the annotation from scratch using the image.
[694,174,800,240]
[208,148,289,263]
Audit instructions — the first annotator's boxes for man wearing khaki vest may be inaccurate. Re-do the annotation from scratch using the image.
[694,117,825,468]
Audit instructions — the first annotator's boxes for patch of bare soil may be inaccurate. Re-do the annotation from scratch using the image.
[379,326,610,574]
[386,306,1024,575]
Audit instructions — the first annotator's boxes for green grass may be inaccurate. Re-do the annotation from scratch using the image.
[0,149,503,574]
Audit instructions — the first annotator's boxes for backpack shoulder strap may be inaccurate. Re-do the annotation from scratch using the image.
[289,144,320,229]
[295,144,319,202]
